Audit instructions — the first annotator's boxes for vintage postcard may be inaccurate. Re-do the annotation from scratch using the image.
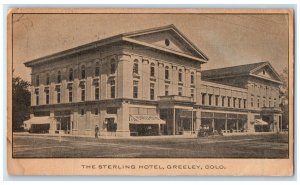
[7,8,294,176]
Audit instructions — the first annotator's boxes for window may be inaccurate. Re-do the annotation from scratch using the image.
[110,80,115,98]
[69,68,73,81]
[150,63,155,77]
[133,60,139,74]
[191,72,195,84]
[81,65,85,79]
[95,83,100,100]
[45,89,49,104]
[68,87,73,102]
[208,94,213,106]
[57,71,61,83]
[251,97,254,107]
[191,89,195,100]
[94,108,99,116]
[222,96,225,107]
[110,60,116,74]
[257,98,260,108]
[150,83,155,100]
[165,85,169,96]
[36,75,39,86]
[57,87,61,103]
[233,98,236,108]
[80,109,84,116]
[202,93,206,105]
[81,85,85,101]
[269,100,271,107]
[178,87,183,96]
[133,81,138,98]
[46,73,50,85]
[263,69,266,75]
[35,89,39,105]
[165,66,169,80]
[238,98,241,108]
[228,97,231,107]
[178,69,183,82]
[274,98,277,107]
[95,62,100,76]
[215,95,219,106]
[244,99,247,109]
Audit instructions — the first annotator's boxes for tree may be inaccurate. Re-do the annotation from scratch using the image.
[279,67,288,129]
[12,76,31,131]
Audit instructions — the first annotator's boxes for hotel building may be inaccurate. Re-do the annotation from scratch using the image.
[24,25,283,137]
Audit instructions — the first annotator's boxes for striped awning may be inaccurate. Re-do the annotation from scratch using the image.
[129,115,166,124]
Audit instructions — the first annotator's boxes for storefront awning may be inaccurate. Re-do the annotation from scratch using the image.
[129,115,166,124]
[24,116,55,125]
[254,119,269,125]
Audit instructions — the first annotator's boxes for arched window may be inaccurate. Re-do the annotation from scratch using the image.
[165,66,169,80]
[150,63,155,77]
[178,69,183,82]
[95,62,100,77]
[110,59,116,74]
[191,72,195,84]
[133,59,139,74]
[81,65,85,79]
[69,68,73,81]
[46,73,50,85]
[57,71,61,83]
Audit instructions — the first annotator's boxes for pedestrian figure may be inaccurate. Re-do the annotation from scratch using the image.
[95,124,99,138]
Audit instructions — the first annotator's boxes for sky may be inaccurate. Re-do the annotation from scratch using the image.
[12,13,289,82]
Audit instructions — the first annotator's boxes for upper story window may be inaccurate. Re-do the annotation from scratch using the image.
[110,80,115,98]
[202,93,206,105]
[133,80,139,98]
[69,68,74,81]
[251,97,254,107]
[45,89,50,105]
[57,71,61,83]
[244,99,247,109]
[228,97,231,107]
[150,83,155,100]
[56,87,61,104]
[208,94,213,106]
[81,85,85,101]
[233,98,236,108]
[68,87,73,103]
[133,60,139,74]
[165,66,169,80]
[95,82,100,100]
[178,69,183,82]
[222,96,225,107]
[257,98,260,108]
[35,89,39,105]
[178,87,183,96]
[238,98,241,108]
[46,73,50,85]
[81,65,86,79]
[150,63,155,77]
[95,62,100,77]
[191,72,195,84]
[263,69,266,75]
[110,60,116,74]
[36,75,40,86]
[215,95,219,106]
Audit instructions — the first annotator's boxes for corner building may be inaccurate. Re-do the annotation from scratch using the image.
[24,25,283,137]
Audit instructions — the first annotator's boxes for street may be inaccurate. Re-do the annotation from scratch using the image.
[12,133,289,158]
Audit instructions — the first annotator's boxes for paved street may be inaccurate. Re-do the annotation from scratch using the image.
[12,133,289,158]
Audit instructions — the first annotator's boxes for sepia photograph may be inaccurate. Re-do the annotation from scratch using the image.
[7,8,294,176]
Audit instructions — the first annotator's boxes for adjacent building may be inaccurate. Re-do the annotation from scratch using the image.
[23,25,283,136]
